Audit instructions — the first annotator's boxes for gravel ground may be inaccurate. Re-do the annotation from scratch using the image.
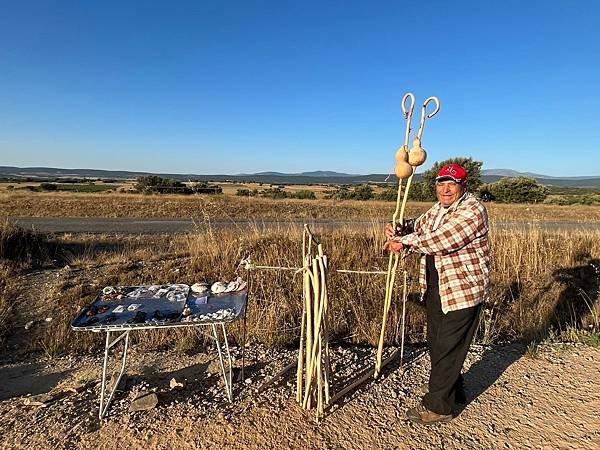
[1,341,598,450]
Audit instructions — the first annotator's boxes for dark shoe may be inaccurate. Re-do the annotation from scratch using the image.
[406,403,452,425]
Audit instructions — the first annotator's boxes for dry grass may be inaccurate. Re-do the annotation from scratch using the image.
[4,190,600,222]
[0,262,15,345]
[20,226,600,356]
[0,218,49,265]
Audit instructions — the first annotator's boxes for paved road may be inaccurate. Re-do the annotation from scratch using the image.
[9,217,600,234]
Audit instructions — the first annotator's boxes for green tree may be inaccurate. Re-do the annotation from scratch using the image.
[134,176,190,194]
[485,177,548,203]
[421,157,483,201]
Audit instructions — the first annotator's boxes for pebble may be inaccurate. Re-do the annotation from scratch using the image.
[129,392,158,412]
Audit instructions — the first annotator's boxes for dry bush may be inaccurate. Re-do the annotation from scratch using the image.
[0,262,15,345]
[0,220,52,346]
[0,219,49,266]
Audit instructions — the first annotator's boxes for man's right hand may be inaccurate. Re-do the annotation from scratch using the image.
[385,222,396,240]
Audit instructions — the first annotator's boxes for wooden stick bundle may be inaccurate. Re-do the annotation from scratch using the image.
[296,225,332,418]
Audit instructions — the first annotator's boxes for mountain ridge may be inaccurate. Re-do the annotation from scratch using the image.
[1,166,600,188]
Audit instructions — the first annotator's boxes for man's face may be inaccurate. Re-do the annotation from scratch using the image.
[436,180,465,207]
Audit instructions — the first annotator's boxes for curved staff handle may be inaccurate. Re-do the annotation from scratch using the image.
[416,96,441,141]
[401,93,416,148]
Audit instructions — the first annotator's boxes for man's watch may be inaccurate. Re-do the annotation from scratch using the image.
[394,218,416,236]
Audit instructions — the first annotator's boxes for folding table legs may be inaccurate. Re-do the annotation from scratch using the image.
[96,324,232,419]
[211,323,233,402]
[99,330,130,419]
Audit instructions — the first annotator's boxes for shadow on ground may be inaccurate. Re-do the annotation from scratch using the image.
[0,362,74,400]
[456,343,525,416]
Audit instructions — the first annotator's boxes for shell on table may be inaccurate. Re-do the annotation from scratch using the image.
[191,283,210,294]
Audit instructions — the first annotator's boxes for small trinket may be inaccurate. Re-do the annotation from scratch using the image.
[102,286,115,295]
[191,283,209,294]
[211,282,227,294]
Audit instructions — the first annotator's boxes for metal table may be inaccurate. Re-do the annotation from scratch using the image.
[71,284,247,419]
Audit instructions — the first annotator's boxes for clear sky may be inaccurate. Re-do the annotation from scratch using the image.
[1,1,598,176]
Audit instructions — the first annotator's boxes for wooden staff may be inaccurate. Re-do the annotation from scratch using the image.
[375,94,440,378]
[375,93,414,377]
[296,230,309,402]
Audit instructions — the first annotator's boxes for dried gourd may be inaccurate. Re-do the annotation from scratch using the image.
[395,145,409,162]
[408,138,427,166]
[395,160,413,179]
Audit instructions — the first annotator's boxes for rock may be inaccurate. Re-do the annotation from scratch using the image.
[24,321,35,330]
[129,392,158,412]
[170,378,185,390]
[245,378,253,385]
[23,393,54,407]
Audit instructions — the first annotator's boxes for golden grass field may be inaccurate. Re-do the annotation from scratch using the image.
[3,189,600,222]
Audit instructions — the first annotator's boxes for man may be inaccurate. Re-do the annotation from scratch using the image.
[384,163,490,425]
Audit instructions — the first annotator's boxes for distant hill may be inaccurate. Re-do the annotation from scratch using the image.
[247,171,356,178]
[2,166,600,188]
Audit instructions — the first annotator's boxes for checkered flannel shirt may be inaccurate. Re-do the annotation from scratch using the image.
[398,192,490,313]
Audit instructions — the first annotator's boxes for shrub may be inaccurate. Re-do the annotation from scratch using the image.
[236,189,258,197]
[39,182,58,191]
[292,190,316,200]
[483,177,548,203]
[376,182,430,202]
[260,188,288,199]
[189,182,222,194]
[326,184,374,200]
[544,194,600,206]
[134,176,191,194]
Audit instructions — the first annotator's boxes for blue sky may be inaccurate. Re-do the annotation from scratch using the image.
[1,1,598,176]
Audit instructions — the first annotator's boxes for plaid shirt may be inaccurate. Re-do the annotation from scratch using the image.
[398,192,490,313]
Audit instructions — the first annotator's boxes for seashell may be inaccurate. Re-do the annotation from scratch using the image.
[191,283,209,294]
[211,282,227,294]
[102,286,115,295]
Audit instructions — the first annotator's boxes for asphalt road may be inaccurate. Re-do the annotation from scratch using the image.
[9,217,600,234]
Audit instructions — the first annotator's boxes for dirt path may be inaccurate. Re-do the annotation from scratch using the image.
[0,343,598,449]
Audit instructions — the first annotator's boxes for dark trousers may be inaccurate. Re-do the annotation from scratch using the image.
[422,256,482,415]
